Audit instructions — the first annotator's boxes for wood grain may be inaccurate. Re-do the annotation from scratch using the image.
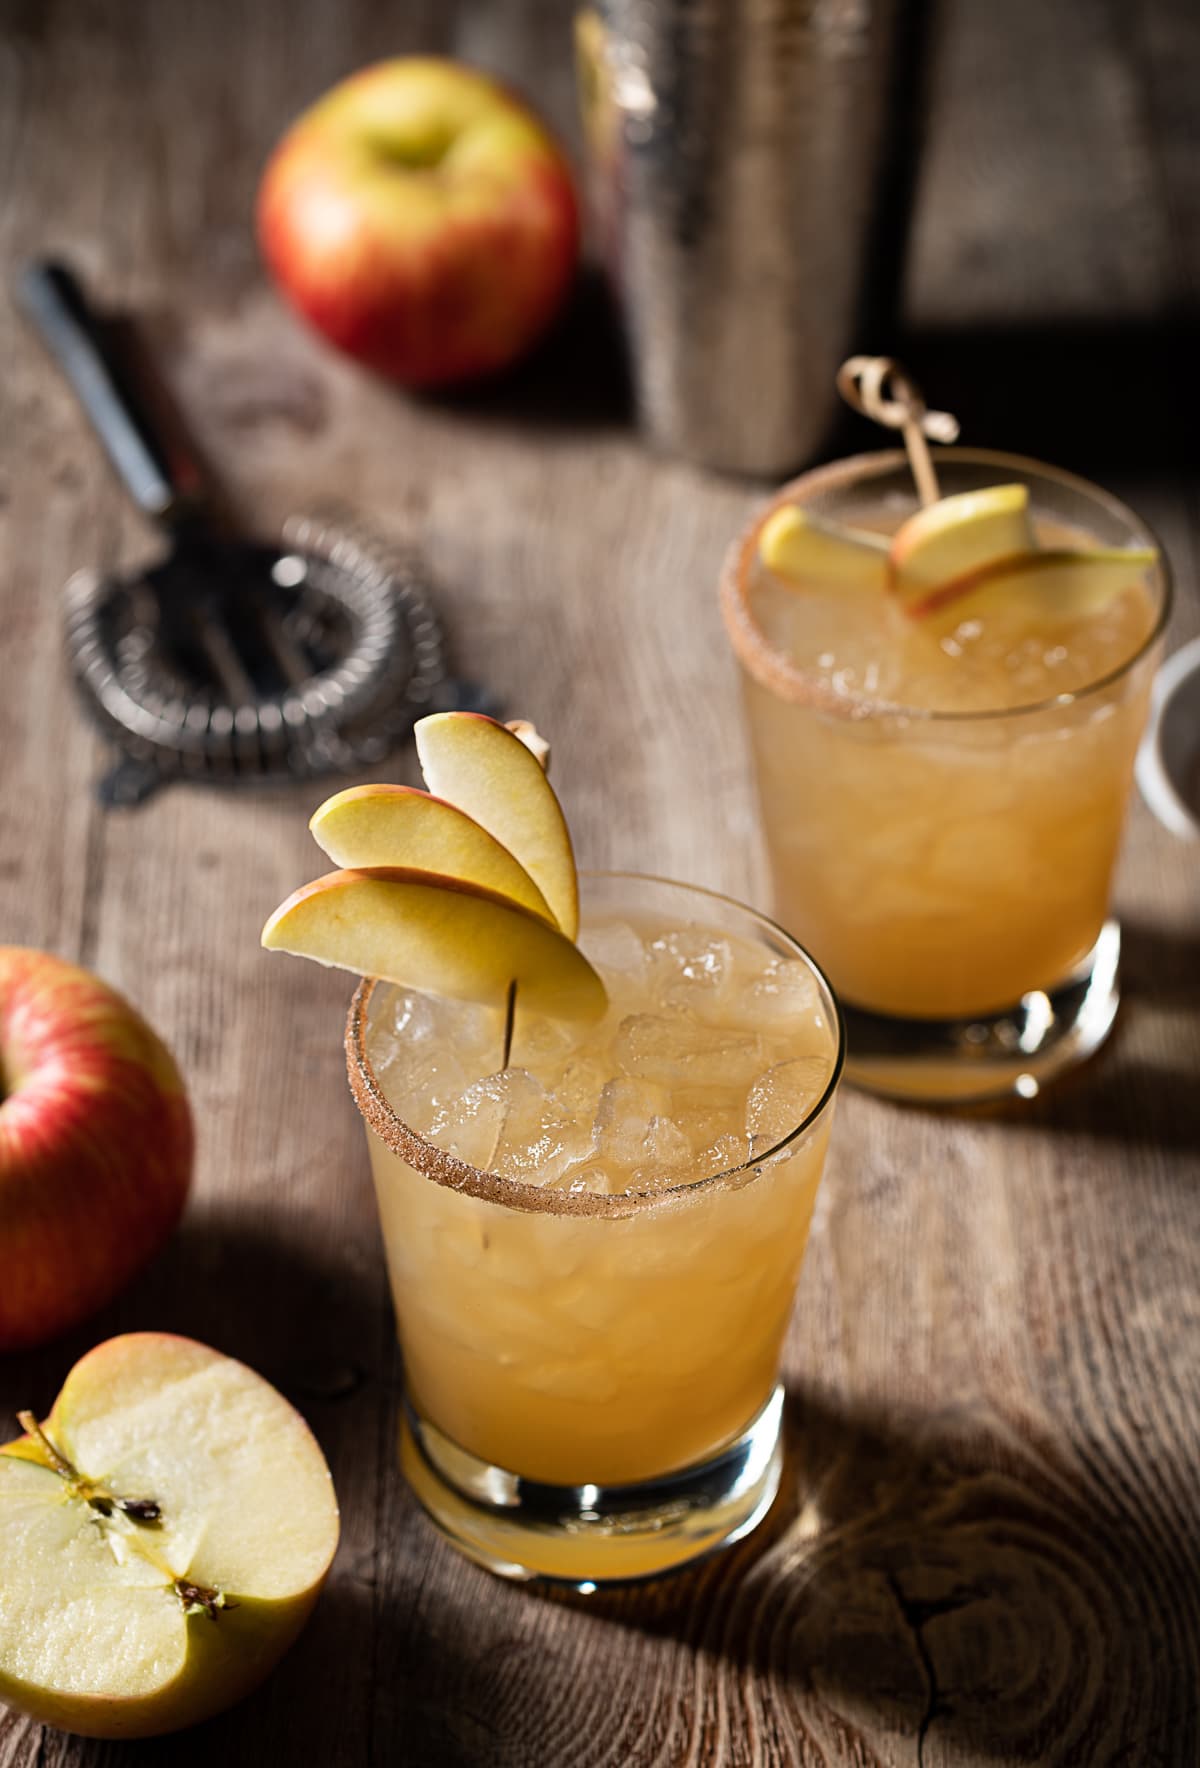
[1,0,1198,1765]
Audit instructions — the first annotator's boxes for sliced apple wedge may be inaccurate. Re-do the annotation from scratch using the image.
[415,713,579,939]
[759,504,889,590]
[310,785,555,924]
[262,867,606,1020]
[914,546,1158,633]
[0,1333,339,1740]
[888,484,1036,614]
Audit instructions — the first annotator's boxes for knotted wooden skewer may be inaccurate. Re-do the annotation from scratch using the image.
[836,356,960,508]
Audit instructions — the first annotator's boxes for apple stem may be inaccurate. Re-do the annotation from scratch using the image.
[17,1411,75,1478]
[502,978,517,1069]
[16,1409,161,1523]
[836,356,960,508]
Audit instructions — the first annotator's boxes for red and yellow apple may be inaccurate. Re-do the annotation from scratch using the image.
[0,1333,339,1738]
[257,56,579,387]
[0,949,193,1352]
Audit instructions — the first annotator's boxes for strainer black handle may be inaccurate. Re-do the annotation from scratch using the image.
[18,260,198,527]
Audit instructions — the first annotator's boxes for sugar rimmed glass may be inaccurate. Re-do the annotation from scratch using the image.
[721,448,1170,1103]
[346,871,844,1584]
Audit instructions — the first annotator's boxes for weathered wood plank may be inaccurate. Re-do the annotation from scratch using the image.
[0,0,1197,1765]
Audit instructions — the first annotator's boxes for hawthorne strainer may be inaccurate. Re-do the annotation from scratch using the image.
[20,262,460,806]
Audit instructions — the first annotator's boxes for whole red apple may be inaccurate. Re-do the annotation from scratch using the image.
[257,57,580,388]
[0,949,193,1351]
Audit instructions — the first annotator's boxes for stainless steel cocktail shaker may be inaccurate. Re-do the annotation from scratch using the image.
[578,0,902,475]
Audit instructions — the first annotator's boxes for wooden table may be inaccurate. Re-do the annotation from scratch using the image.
[2,1,1198,1763]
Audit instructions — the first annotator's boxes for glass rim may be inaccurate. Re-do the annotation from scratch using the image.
[720,446,1173,724]
[344,869,845,1219]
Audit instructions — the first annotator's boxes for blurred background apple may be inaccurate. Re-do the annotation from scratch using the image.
[257,56,579,389]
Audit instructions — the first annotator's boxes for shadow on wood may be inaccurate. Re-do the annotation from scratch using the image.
[412,267,634,434]
[561,1386,1200,1764]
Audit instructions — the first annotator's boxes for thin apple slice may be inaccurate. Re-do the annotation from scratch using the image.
[415,713,579,939]
[758,505,889,590]
[310,785,555,924]
[914,546,1158,633]
[0,1333,339,1739]
[888,484,1036,614]
[262,867,606,1020]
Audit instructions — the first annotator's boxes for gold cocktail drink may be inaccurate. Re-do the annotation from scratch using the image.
[722,449,1169,1101]
[347,872,842,1582]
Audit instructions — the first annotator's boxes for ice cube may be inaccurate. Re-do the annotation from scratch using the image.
[593,1077,672,1168]
[649,930,734,1009]
[624,1113,696,1192]
[644,1114,693,1168]
[549,1051,612,1117]
[614,1014,765,1089]
[495,1110,596,1187]
[666,1086,746,1153]
[426,1070,545,1170]
[383,989,438,1042]
[366,990,480,1129]
[364,989,437,1077]
[745,1057,829,1149]
[392,1050,471,1132]
[509,1009,577,1072]
[544,1160,618,1196]
[696,1131,753,1177]
[726,957,823,1033]
[582,919,650,978]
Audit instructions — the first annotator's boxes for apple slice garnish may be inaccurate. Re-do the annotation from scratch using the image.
[262,867,606,1020]
[886,482,1156,630]
[912,545,1159,633]
[758,505,889,591]
[415,713,580,939]
[0,1333,339,1739]
[310,785,556,925]
[887,484,1036,614]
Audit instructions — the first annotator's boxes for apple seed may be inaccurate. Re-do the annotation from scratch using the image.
[174,1579,237,1621]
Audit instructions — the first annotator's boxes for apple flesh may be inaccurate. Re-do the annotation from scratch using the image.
[309,784,555,925]
[912,545,1158,633]
[758,505,888,590]
[262,866,606,1020]
[887,484,1036,613]
[257,57,579,388]
[0,948,193,1352]
[415,712,580,938]
[0,1333,339,1738]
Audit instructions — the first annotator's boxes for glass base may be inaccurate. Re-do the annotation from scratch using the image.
[842,919,1121,1104]
[399,1386,784,1587]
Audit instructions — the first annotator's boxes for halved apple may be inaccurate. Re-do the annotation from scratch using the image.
[888,484,1035,614]
[262,867,606,1020]
[913,545,1158,633]
[415,713,579,939]
[759,504,888,590]
[0,1333,339,1739]
[310,785,555,924]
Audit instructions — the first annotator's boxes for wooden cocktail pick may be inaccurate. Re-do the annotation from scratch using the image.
[836,356,960,507]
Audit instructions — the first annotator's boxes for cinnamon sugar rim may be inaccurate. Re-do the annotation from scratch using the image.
[720,446,1172,722]
[344,871,845,1219]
